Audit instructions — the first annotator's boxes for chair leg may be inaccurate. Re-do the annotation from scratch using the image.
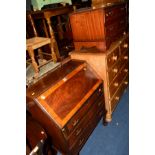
[27,48,39,78]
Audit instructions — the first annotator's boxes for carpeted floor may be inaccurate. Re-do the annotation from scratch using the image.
[80,87,129,155]
[58,87,129,155]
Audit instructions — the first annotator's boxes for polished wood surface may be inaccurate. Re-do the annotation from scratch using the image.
[27,60,105,155]
[70,34,129,122]
[69,2,127,51]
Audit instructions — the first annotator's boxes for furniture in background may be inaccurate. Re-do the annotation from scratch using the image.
[70,34,129,122]
[69,1,127,51]
[27,5,74,60]
[91,0,123,8]
[27,59,105,155]
[31,0,72,11]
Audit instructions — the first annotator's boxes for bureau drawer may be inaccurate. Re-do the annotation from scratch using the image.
[64,85,103,135]
[120,36,129,53]
[68,96,103,146]
[111,74,129,111]
[105,5,126,25]
[109,62,128,98]
[107,47,120,69]
[69,101,103,154]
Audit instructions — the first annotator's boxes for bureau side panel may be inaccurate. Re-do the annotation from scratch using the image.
[28,102,68,153]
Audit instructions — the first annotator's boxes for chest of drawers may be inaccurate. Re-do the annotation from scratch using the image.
[70,34,129,122]
[26,60,105,155]
[69,2,127,51]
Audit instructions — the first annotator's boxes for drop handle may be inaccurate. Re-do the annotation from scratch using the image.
[115,96,120,100]
[72,119,79,127]
[124,81,128,85]
[124,68,128,73]
[123,44,128,48]
[114,82,119,87]
[113,68,118,73]
[112,55,118,61]
[124,56,128,60]
[79,138,84,146]
[76,128,82,136]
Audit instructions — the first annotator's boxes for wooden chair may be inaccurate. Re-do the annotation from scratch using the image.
[26,14,57,78]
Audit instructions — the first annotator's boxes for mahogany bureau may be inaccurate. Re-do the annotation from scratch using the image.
[69,2,128,51]
[26,60,105,155]
[70,34,129,122]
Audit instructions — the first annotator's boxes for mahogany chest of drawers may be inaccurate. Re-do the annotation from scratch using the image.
[69,2,128,51]
[26,60,105,155]
[70,34,129,122]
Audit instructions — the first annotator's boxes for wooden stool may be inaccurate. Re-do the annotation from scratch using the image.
[26,37,57,78]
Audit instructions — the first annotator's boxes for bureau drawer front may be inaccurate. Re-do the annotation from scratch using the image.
[68,96,103,146]
[107,47,120,69]
[64,85,103,134]
[105,5,126,25]
[70,101,103,154]
[111,74,129,111]
[120,36,129,53]
[109,62,128,98]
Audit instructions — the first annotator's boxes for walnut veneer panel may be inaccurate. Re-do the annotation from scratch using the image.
[70,34,129,122]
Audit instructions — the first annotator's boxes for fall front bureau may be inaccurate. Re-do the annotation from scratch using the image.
[26,60,105,155]
[70,34,129,122]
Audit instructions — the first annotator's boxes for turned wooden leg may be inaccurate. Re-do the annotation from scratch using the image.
[46,17,60,60]
[105,112,112,123]
[27,47,39,78]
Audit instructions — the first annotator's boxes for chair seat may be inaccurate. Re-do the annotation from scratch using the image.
[26,37,51,50]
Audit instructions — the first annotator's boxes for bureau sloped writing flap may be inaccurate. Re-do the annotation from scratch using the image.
[36,63,102,128]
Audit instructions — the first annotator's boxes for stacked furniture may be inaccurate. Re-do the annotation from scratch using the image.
[27,59,105,155]
[69,2,129,122]
[69,2,127,51]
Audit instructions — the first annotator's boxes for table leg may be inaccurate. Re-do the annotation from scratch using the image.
[46,17,60,60]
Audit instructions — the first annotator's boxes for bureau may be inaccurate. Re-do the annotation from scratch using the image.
[70,34,129,122]
[26,60,105,155]
[69,2,127,51]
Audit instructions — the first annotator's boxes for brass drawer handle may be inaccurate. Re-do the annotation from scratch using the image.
[112,56,118,61]
[113,68,118,73]
[124,81,128,85]
[76,128,82,136]
[79,138,84,146]
[123,44,128,48]
[124,68,128,73]
[124,56,128,60]
[114,82,119,87]
[115,96,120,100]
[98,88,102,92]
[72,119,79,127]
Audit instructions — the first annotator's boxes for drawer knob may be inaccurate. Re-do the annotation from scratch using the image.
[72,119,79,127]
[112,56,118,61]
[124,68,128,72]
[124,56,128,60]
[76,128,82,136]
[113,68,118,73]
[115,96,120,100]
[123,44,128,48]
[114,82,119,87]
[124,81,128,85]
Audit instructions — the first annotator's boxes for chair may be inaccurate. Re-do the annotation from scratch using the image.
[26,14,57,78]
